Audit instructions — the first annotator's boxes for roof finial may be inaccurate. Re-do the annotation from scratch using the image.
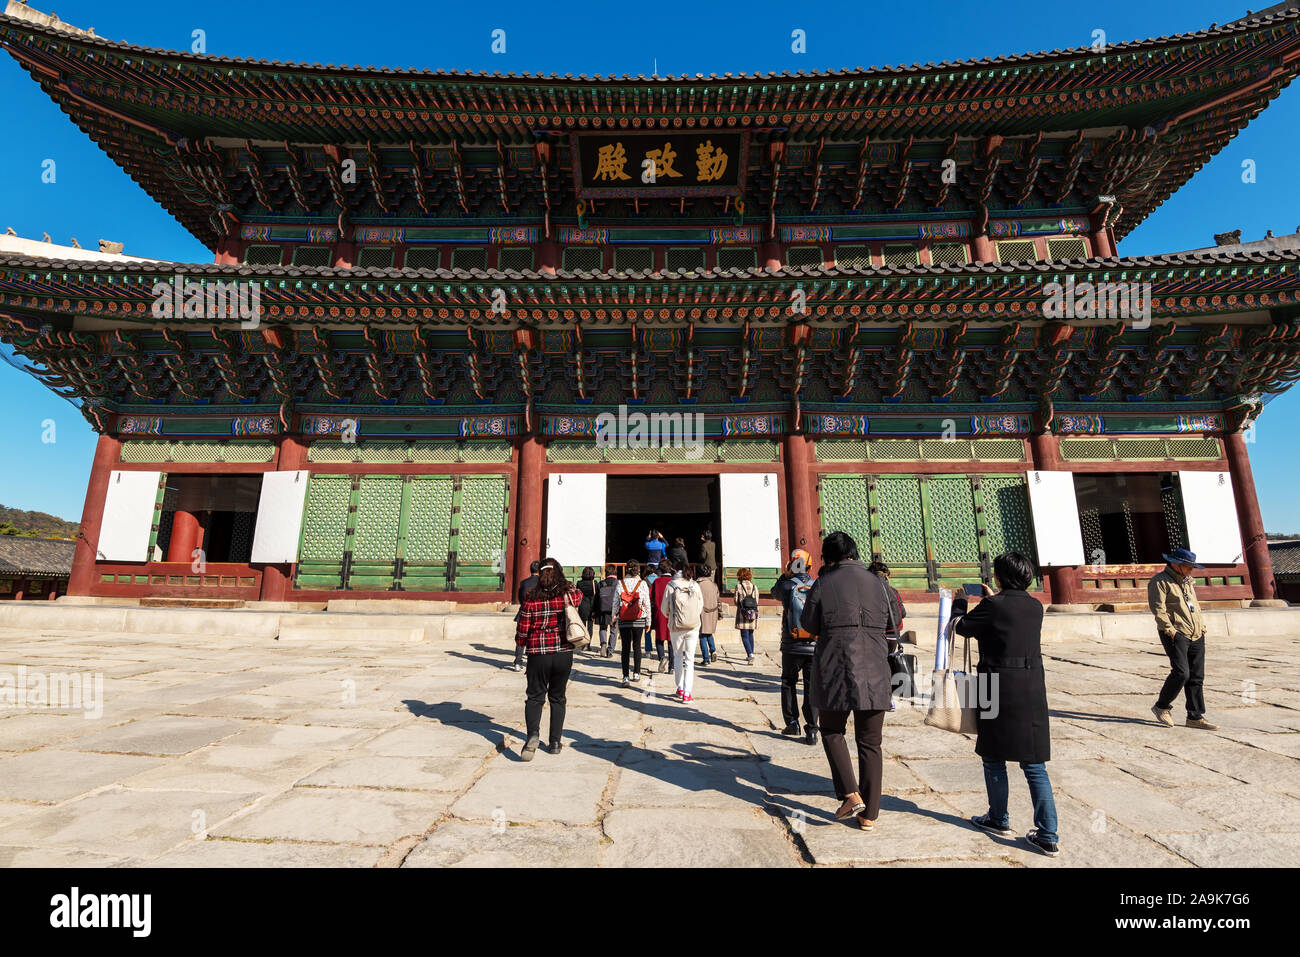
[653,57,658,79]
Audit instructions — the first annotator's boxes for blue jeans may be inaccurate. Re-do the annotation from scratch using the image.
[739,629,755,656]
[982,760,1058,845]
[699,633,716,660]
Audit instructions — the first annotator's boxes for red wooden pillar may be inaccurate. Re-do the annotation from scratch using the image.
[1089,212,1115,258]
[258,430,309,603]
[761,240,782,271]
[1225,431,1275,601]
[332,241,358,269]
[214,236,242,265]
[68,433,122,597]
[971,232,995,264]
[1028,431,1083,606]
[536,240,559,276]
[513,436,545,596]
[783,433,818,552]
[166,509,206,564]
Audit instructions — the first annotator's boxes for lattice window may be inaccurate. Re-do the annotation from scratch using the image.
[1078,505,1104,563]
[243,244,283,266]
[869,439,921,460]
[563,246,604,271]
[919,439,973,461]
[818,476,872,544]
[498,247,534,271]
[605,445,661,463]
[405,476,455,564]
[876,477,927,564]
[220,442,277,463]
[306,441,362,463]
[352,475,403,564]
[814,439,870,462]
[613,247,653,273]
[120,440,173,463]
[1161,479,1189,551]
[409,441,460,464]
[1165,437,1221,460]
[460,441,513,463]
[298,475,352,563]
[973,438,1025,461]
[451,247,488,271]
[1113,438,1167,461]
[291,245,331,267]
[718,440,780,462]
[882,244,920,268]
[356,441,410,464]
[403,247,442,270]
[981,475,1037,565]
[1060,438,1115,461]
[546,441,604,463]
[716,246,758,270]
[457,476,508,564]
[929,243,968,266]
[666,247,705,272]
[928,476,980,563]
[995,240,1037,263]
[662,442,719,462]
[785,246,824,268]
[1047,237,1088,261]
[834,245,872,269]
[357,247,394,269]
[228,512,255,563]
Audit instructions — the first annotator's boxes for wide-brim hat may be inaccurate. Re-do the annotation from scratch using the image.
[1162,548,1204,569]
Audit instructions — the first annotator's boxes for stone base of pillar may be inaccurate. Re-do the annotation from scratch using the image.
[1045,603,1096,614]
[1248,599,1290,608]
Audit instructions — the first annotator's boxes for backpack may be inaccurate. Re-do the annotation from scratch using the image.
[669,580,704,631]
[618,578,644,622]
[597,579,618,615]
[788,578,815,639]
[738,582,758,622]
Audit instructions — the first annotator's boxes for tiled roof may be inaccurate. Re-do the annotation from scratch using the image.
[1268,540,1300,578]
[3,246,1300,284]
[0,537,74,578]
[3,3,1296,83]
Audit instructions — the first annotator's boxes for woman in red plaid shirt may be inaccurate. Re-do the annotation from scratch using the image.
[514,557,583,761]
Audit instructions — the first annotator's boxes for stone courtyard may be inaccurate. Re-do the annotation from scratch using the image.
[0,621,1298,868]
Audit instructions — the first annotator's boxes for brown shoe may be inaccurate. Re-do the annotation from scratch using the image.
[1150,705,1175,728]
[1186,717,1219,730]
[857,814,876,831]
[835,794,866,820]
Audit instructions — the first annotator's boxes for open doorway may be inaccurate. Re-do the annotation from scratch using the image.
[605,476,719,578]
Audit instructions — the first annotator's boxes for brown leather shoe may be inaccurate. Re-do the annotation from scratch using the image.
[835,795,866,820]
[1150,705,1175,728]
[1186,717,1219,730]
[857,814,876,831]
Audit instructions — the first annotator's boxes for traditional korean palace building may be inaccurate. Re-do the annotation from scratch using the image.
[3,0,1300,608]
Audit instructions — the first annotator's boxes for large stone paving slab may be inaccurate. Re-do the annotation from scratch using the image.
[1148,831,1300,867]
[150,838,385,867]
[300,755,485,792]
[212,788,452,845]
[403,821,604,868]
[67,715,249,756]
[612,756,767,809]
[0,787,259,858]
[600,807,801,868]
[450,766,609,826]
[0,749,167,802]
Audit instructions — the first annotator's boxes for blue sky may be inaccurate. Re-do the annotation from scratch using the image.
[3,0,1299,529]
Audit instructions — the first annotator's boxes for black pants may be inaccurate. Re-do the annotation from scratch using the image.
[524,651,573,744]
[620,626,644,679]
[1157,633,1206,720]
[818,709,886,821]
[780,653,817,731]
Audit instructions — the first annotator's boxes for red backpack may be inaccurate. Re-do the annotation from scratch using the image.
[618,578,644,622]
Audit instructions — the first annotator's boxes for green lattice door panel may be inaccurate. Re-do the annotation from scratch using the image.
[975,474,1041,590]
[927,475,982,590]
[873,476,928,589]
[455,475,509,591]
[401,475,455,590]
[350,475,404,590]
[817,476,872,548]
[296,474,355,589]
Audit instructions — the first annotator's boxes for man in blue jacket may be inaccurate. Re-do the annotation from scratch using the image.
[772,549,818,745]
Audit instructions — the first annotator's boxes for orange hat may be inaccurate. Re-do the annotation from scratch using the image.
[790,548,812,567]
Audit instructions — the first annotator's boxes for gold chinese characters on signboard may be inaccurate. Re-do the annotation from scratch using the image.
[574,132,745,197]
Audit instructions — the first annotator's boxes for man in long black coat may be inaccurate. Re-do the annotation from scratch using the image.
[953,551,1060,857]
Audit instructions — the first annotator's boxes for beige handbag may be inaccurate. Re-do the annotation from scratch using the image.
[924,622,980,734]
[563,600,590,650]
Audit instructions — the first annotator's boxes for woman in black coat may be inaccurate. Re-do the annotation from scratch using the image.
[953,551,1060,857]
[799,531,894,830]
